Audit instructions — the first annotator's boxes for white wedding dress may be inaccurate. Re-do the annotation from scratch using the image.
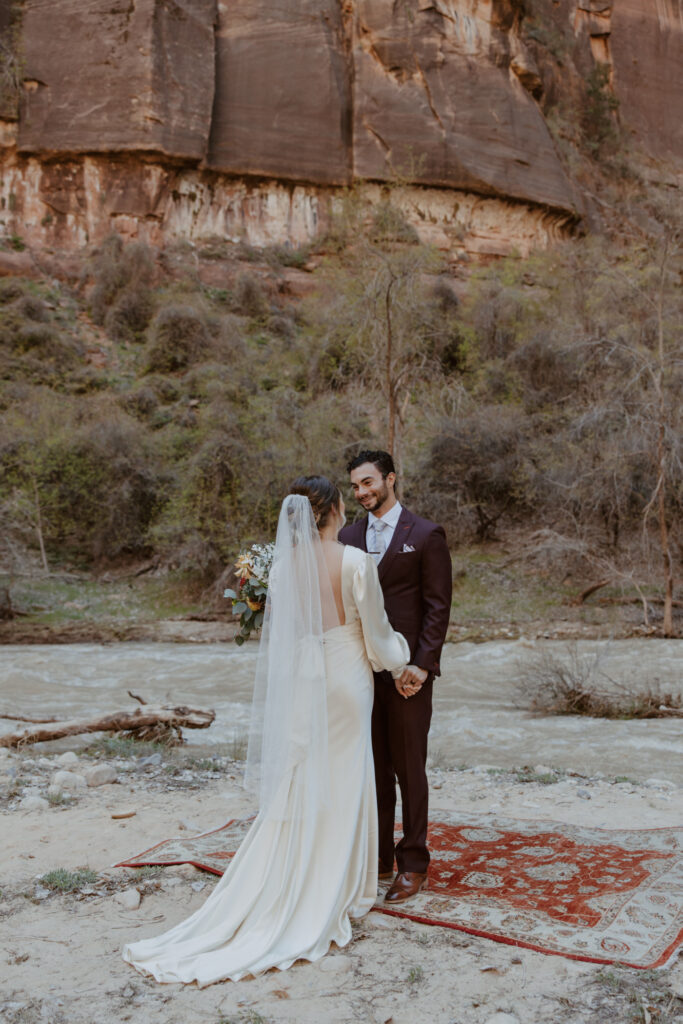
[122,544,408,986]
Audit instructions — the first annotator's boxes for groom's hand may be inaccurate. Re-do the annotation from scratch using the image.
[396,664,428,698]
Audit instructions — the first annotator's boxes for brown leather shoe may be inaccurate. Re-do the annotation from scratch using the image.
[378,859,394,880]
[384,871,427,903]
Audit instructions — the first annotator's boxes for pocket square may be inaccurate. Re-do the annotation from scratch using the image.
[402,544,416,553]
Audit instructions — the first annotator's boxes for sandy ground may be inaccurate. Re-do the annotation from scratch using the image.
[1,745,682,1024]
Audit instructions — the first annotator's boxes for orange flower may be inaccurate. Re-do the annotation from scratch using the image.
[246,598,264,611]
[234,554,252,578]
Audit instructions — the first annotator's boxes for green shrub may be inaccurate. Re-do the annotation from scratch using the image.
[582,63,620,154]
[370,201,419,244]
[40,867,98,892]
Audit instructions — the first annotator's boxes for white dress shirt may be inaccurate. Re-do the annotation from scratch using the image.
[366,502,402,563]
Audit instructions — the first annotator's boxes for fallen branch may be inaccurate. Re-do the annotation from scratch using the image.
[0,702,215,749]
[572,578,611,605]
[0,713,60,723]
[595,596,683,609]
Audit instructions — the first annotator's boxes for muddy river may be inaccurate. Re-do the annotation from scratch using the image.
[1,639,681,783]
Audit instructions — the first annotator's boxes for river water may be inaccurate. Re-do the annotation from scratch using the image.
[1,639,681,783]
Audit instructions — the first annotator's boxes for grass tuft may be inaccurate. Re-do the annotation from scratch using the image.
[40,867,98,892]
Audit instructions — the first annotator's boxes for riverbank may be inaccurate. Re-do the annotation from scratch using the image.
[0,612,668,647]
[3,540,678,647]
[1,743,682,1024]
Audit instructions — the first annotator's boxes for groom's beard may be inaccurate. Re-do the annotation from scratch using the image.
[358,482,389,514]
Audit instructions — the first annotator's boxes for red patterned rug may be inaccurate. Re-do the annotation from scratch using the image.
[116,811,683,969]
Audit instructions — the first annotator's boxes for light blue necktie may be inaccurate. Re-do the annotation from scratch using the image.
[371,518,389,565]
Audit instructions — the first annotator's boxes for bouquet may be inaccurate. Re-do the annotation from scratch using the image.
[224,542,275,645]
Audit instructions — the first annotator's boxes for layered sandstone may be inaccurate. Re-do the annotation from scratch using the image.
[18,0,216,158]
[352,0,574,210]
[0,0,681,258]
[206,0,352,185]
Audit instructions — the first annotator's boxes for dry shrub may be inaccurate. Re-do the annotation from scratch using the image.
[0,277,27,304]
[118,386,159,421]
[232,272,269,318]
[15,294,49,323]
[509,332,578,407]
[14,324,81,368]
[105,288,155,342]
[89,235,156,340]
[267,314,296,340]
[432,275,460,311]
[515,645,683,718]
[504,528,597,577]
[145,305,212,373]
[426,405,532,540]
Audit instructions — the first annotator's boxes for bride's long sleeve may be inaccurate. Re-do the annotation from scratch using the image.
[353,555,410,677]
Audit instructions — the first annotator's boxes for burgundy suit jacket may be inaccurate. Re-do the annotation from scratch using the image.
[339,507,452,677]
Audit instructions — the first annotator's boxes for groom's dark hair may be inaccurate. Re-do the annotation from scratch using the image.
[347,449,396,480]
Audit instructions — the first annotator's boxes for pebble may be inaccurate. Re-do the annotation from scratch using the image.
[52,769,87,791]
[84,764,117,787]
[19,795,49,812]
[115,888,142,910]
[56,751,80,766]
[577,789,592,800]
[484,1014,520,1024]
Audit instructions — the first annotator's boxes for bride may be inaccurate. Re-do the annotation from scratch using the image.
[122,475,410,985]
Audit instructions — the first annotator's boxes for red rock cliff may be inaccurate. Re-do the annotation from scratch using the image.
[0,0,681,258]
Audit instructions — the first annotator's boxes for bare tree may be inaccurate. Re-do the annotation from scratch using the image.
[309,195,444,475]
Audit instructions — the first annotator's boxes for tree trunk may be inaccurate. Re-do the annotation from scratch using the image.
[31,475,49,574]
[654,256,675,637]
[385,276,396,456]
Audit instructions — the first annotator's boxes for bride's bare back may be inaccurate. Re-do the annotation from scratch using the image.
[319,540,346,630]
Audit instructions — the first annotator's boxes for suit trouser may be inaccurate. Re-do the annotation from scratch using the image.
[371,671,433,875]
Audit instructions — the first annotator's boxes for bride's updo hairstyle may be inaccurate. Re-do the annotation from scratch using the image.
[290,475,341,530]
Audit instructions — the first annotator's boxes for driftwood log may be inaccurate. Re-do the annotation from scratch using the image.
[0,698,215,749]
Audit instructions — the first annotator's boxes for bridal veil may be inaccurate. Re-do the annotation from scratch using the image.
[245,493,340,819]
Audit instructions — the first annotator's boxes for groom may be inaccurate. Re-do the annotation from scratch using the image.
[339,450,452,903]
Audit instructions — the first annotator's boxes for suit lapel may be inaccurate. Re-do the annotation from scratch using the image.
[378,508,415,582]
[346,516,368,552]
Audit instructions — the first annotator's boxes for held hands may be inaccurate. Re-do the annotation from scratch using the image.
[395,664,429,699]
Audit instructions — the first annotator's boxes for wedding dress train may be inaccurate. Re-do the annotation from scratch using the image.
[122,545,408,985]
